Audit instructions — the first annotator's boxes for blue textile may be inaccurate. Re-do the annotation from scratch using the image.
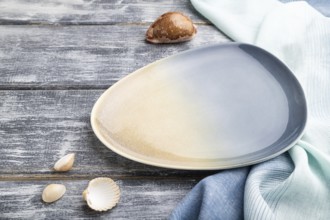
[171,168,249,220]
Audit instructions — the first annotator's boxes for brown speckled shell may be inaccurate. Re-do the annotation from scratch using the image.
[146,12,197,44]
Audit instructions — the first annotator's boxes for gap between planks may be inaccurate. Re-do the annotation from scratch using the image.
[0,85,113,91]
[0,21,210,26]
[0,174,210,181]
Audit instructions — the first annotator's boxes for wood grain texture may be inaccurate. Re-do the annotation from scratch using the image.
[0,90,218,178]
[0,0,208,25]
[0,24,229,89]
[0,178,197,219]
[0,1,226,217]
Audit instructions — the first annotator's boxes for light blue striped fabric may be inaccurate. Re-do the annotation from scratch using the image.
[170,1,330,219]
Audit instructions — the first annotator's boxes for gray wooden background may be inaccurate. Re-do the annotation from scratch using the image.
[0,0,230,219]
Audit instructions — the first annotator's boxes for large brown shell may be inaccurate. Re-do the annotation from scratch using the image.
[146,12,197,43]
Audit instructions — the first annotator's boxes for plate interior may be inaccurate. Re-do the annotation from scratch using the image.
[91,43,307,170]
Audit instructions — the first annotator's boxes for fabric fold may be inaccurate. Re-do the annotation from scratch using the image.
[190,0,281,43]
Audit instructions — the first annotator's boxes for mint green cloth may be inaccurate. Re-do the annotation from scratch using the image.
[190,0,330,219]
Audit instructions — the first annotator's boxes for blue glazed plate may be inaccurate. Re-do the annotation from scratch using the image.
[91,43,307,170]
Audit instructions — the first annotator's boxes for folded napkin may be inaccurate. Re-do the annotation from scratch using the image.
[170,0,330,219]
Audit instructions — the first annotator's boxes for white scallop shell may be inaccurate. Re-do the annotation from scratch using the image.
[83,177,120,211]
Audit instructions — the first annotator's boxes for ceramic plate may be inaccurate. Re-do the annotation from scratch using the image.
[91,43,307,170]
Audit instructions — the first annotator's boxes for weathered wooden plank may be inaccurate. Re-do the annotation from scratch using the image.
[0,24,229,89]
[0,178,197,219]
[0,0,208,24]
[0,90,218,178]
